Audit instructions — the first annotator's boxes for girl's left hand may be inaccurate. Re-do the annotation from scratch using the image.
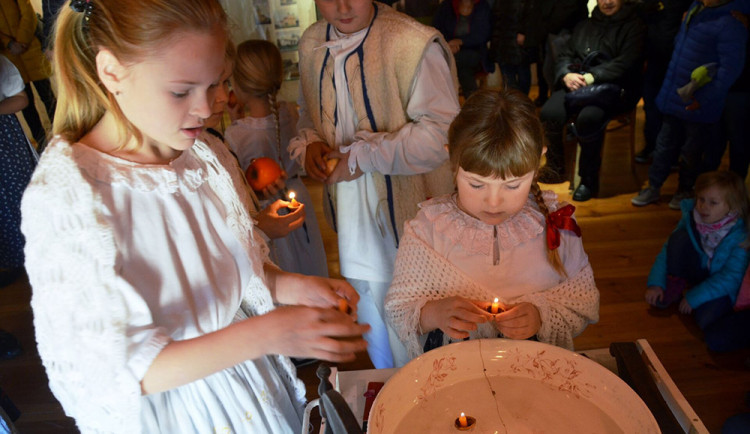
[492,302,541,340]
[284,274,360,319]
[325,150,363,184]
[678,298,692,315]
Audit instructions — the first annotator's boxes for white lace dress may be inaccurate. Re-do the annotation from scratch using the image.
[225,101,328,278]
[21,137,305,433]
[385,192,600,367]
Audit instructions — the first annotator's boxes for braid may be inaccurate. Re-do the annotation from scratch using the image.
[531,181,567,278]
[268,92,282,167]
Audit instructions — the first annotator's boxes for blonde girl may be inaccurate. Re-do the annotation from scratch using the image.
[225,39,328,278]
[385,88,599,366]
[645,170,750,351]
[22,1,367,432]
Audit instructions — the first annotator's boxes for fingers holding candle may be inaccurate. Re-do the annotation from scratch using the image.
[492,302,541,340]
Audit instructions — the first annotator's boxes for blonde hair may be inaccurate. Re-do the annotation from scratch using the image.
[232,40,284,162]
[51,0,228,147]
[448,88,566,276]
[694,170,750,246]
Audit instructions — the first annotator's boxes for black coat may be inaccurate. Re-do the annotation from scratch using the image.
[554,3,647,106]
[490,0,534,65]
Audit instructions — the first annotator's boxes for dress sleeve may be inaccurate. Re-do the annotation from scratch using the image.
[341,42,460,176]
[21,147,167,432]
[513,264,599,350]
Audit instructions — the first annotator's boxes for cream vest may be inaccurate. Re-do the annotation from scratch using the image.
[298,2,458,242]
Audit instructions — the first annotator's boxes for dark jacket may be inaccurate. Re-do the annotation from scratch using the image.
[655,0,748,123]
[433,0,494,72]
[638,0,694,63]
[490,0,534,65]
[554,3,647,107]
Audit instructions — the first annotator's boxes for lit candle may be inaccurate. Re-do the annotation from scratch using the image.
[491,298,500,314]
[338,298,350,314]
[288,191,300,209]
[458,412,468,428]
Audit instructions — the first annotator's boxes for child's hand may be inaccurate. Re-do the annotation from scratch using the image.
[448,39,462,54]
[259,171,288,199]
[678,298,693,314]
[305,141,333,182]
[291,275,361,319]
[324,150,363,185]
[260,305,369,363]
[419,296,492,340]
[256,199,305,239]
[492,302,541,340]
[645,286,664,306]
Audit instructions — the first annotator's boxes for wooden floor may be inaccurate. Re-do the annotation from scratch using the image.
[3,101,749,433]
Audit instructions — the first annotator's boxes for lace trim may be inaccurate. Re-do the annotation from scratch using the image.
[65,137,207,194]
[418,191,561,255]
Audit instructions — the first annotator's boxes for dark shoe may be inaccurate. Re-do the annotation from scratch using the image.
[634,149,653,164]
[0,330,21,360]
[631,186,660,206]
[669,190,692,210]
[573,183,595,201]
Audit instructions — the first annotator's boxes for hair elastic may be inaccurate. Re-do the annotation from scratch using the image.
[70,0,93,23]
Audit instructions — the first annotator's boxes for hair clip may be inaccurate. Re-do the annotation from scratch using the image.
[70,0,93,23]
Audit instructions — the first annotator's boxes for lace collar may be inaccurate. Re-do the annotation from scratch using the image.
[419,191,561,255]
[64,138,207,194]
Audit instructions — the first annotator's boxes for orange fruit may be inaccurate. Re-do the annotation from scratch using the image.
[245,157,282,192]
[325,157,340,175]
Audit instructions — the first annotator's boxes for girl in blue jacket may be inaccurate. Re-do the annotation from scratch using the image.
[646,171,750,350]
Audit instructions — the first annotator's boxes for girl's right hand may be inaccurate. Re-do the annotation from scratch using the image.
[259,306,370,363]
[419,296,492,340]
[256,200,305,239]
[304,141,333,182]
[645,286,664,306]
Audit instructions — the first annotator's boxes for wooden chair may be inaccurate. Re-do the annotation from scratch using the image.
[565,106,639,191]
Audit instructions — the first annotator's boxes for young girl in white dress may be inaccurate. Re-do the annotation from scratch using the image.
[225,39,328,278]
[385,89,600,367]
[21,1,368,432]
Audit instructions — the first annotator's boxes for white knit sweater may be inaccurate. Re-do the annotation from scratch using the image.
[385,193,600,365]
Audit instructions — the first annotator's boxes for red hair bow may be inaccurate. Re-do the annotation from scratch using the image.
[546,204,582,250]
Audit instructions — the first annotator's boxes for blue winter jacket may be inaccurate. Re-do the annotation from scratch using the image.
[648,199,749,308]
[655,0,748,123]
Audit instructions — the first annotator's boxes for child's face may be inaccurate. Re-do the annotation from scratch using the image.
[455,167,536,226]
[113,30,226,161]
[205,59,233,130]
[314,0,374,34]
[695,184,731,224]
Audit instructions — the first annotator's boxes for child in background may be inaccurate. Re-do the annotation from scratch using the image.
[290,0,460,369]
[225,40,327,277]
[203,51,306,243]
[385,89,599,367]
[645,171,750,351]
[22,1,368,432]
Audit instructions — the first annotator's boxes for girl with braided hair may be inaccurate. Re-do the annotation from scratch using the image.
[225,39,327,278]
[384,88,599,367]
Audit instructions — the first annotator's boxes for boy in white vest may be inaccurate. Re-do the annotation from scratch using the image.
[289,0,459,368]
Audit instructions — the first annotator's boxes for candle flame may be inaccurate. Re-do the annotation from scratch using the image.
[493,298,498,303]
[460,412,465,418]
[289,191,296,200]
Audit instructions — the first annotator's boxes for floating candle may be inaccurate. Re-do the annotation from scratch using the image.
[338,298,351,314]
[491,298,500,314]
[287,191,300,209]
[458,413,468,427]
